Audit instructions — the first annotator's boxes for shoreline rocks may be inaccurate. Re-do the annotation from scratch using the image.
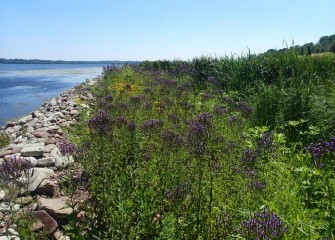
[0,79,97,239]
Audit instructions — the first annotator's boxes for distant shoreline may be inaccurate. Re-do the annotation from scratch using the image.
[0,58,140,64]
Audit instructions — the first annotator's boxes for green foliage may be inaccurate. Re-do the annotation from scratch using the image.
[65,49,335,239]
[0,132,9,148]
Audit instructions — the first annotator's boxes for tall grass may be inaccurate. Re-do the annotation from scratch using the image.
[65,61,335,239]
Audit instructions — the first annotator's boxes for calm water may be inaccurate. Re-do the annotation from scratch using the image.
[0,64,105,126]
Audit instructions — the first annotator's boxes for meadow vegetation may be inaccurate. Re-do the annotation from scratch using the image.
[63,50,335,239]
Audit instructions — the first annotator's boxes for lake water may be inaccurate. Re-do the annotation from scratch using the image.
[0,64,105,126]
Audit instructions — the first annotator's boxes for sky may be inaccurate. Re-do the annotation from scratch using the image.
[1,0,334,61]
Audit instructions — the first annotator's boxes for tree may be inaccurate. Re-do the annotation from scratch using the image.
[330,42,335,53]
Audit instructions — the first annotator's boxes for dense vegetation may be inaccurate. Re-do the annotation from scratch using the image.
[61,49,335,239]
[264,34,335,55]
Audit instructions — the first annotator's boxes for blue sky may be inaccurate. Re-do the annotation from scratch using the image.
[1,0,334,61]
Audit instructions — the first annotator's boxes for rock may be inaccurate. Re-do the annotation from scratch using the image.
[33,168,55,178]
[5,127,16,135]
[46,137,57,145]
[21,156,37,167]
[21,171,46,195]
[14,196,33,205]
[20,143,45,157]
[10,147,21,154]
[64,115,72,121]
[36,157,55,167]
[32,131,50,139]
[34,179,57,197]
[49,99,57,107]
[0,236,10,240]
[32,210,58,234]
[0,150,11,158]
[69,110,78,116]
[44,144,57,153]
[18,116,32,125]
[54,230,70,240]
[0,202,20,213]
[7,227,19,236]
[51,148,74,169]
[5,122,17,128]
[32,111,42,118]
[0,190,5,201]
[37,197,73,218]
[12,126,21,132]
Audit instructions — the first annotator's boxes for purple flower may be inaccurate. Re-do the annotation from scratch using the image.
[58,142,77,155]
[306,136,335,167]
[141,119,163,132]
[186,114,212,155]
[237,101,254,114]
[241,148,258,166]
[88,109,111,132]
[258,132,274,151]
[161,129,184,149]
[213,106,226,116]
[228,115,242,125]
[114,116,128,127]
[237,207,287,239]
[0,156,32,182]
[201,93,214,101]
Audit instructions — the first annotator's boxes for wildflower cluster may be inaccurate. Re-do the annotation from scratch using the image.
[258,131,274,151]
[0,156,32,183]
[306,136,335,167]
[58,142,77,155]
[237,101,254,114]
[141,119,163,132]
[161,129,184,150]
[88,109,111,132]
[237,208,287,239]
[186,113,212,155]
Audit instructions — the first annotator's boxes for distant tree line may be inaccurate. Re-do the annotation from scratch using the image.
[264,34,335,55]
[0,58,140,64]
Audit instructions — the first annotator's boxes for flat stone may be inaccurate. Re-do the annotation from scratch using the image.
[20,156,37,167]
[36,157,55,167]
[34,179,57,197]
[44,144,57,153]
[0,150,11,158]
[32,210,58,234]
[38,197,73,218]
[21,171,46,195]
[69,110,78,115]
[32,131,50,139]
[33,168,55,178]
[21,144,45,157]
[18,116,33,125]
[46,138,57,145]
[64,115,72,121]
